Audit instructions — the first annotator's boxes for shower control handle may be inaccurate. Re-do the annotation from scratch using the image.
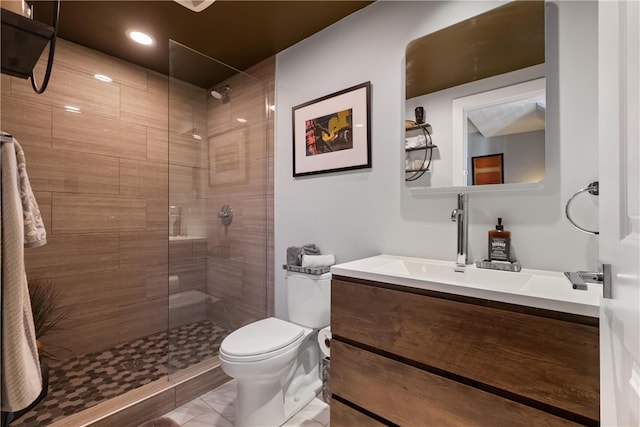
[218,204,233,226]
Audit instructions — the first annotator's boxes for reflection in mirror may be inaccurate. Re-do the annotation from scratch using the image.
[404,1,545,192]
[457,78,546,187]
[405,2,544,98]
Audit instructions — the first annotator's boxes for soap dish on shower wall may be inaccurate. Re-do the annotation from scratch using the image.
[476,260,522,272]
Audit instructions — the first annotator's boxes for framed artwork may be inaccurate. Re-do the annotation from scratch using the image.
[292,82,371,177]
[472,153,504,185]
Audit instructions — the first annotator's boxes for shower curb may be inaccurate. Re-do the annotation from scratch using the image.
[47,358,230,427]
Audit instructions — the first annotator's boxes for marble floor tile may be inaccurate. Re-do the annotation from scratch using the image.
[181,411,234,427]
[199,379,237,423]
[294,399,330,426]
[283,420,324,427]
[169,380,330,427]
[165,397,216,425]
[282,413,325,427]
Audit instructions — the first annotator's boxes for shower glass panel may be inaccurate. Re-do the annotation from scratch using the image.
[167,40,269,376]
[3,39,174,426]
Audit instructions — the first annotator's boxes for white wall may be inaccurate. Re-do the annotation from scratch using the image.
[274,1,599,318]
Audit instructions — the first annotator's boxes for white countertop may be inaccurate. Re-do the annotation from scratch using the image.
[331,254,601,318]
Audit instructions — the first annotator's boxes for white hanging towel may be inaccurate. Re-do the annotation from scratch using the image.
[1,133,46,412]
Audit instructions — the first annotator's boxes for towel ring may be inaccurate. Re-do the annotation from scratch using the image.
[565,181,599,235]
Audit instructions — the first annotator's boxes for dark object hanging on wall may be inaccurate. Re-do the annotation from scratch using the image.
[1,0,60,94]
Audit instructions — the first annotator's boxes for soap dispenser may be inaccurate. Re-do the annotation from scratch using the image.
[488,218,511,262]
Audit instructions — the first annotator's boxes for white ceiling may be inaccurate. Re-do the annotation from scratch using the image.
[467,96,546,138]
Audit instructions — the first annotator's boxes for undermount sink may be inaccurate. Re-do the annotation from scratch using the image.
[331,255,601,317]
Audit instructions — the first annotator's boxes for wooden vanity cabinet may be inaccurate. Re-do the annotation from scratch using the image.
[330,276,600,427]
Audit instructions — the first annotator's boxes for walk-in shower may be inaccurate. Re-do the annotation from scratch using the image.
[2,37,271,426]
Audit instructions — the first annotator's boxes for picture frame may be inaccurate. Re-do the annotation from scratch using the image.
[472,153,504,185]
[292,82,371,177]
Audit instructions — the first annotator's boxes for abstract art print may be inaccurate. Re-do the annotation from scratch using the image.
[292,82,371,177]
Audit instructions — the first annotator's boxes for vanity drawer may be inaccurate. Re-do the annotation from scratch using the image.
[331,278,599,423]
[331,341,582,427]
[330,398,386,427]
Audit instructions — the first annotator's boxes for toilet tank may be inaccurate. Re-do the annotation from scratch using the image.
[286,272,331,328]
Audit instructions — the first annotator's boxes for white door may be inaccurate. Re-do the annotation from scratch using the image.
[599,1,640,425]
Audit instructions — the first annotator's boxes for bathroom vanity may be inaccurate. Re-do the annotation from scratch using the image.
[329,255,600,427]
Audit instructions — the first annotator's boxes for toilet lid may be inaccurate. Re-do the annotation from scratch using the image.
[221,317,305,357]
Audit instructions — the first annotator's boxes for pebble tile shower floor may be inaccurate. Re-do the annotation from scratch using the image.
[13,321,228,427]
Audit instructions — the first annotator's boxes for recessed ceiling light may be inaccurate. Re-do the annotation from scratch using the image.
[127,30,154,46]
[236,118,247,123]
[94,74,112,82]
[64,105,81,113]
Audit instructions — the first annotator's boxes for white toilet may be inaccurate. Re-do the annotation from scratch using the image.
[219,271,331,427]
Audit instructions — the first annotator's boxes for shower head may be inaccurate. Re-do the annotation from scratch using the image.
[210,85,231,103]
[210,88,223,99]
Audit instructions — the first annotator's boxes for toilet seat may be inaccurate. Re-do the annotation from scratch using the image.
[220,317,306,363]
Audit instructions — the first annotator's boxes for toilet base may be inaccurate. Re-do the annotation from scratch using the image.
[283,378,321,423]
[234,378,320,427]
[235,379,285,427]
[231,333,322,427]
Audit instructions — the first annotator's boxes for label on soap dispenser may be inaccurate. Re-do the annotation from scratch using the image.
[489,237,510,261]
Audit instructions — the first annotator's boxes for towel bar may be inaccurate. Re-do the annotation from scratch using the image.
[565,181,599,235]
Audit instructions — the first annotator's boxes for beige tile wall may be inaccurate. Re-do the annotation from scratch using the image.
[203,58,276,329]
[1,38,275,358]
[1,39,171,357]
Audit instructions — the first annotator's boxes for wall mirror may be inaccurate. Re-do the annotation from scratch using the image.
[404,1,547,192]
